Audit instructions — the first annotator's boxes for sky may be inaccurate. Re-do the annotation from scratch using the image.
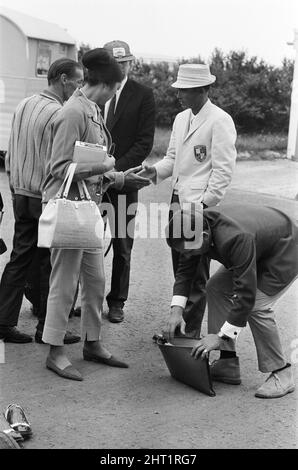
[0,0,297,66]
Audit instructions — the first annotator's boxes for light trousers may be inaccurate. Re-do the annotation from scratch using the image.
[42,248,105,346]
[207,266,298,372]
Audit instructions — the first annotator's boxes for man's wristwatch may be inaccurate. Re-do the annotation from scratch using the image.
[217,331,230,341]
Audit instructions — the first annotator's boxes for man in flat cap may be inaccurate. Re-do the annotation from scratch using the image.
[164,202,298,398]
[102,40,155,323]
[139,63,237,337]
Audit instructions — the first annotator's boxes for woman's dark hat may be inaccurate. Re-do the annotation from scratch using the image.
[82,48,115,69]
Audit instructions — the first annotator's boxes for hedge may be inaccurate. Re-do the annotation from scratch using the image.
[79,45,293,133]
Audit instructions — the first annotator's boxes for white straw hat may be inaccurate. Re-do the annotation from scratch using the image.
[172,64,216,88]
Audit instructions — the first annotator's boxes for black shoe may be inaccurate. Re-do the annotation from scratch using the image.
[35,330,81,344]
[107,306,124,323]
[0,327,32,343]
[63,331,81,344]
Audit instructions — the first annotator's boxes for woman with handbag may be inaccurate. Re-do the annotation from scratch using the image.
[41,48,150,381]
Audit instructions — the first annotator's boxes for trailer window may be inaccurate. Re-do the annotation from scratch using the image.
[36,42,52,77]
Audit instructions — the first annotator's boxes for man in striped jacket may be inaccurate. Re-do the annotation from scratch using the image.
[0,58,84,343]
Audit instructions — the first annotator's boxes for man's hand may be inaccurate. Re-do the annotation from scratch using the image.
[191,334,222,360]
[164,306,184,343]
[124,165,151,190]
[137,164,157,181]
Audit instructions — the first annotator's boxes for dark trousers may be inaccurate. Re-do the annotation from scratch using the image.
[103,189,138,309]
[170,194,210,334]
[0,194,51,329]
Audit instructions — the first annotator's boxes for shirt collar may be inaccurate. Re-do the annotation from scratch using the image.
[75,88,100,118]
[117,75,128,96]
[190,99,211,121]
[40,89,64,106]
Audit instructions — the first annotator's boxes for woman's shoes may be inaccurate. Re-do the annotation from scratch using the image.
[46,357,83,381]
[83,349,129,368]
[4,404,32,439]
[46,350,129,381]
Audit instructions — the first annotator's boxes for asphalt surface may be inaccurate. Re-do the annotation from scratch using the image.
[0,159,297,449]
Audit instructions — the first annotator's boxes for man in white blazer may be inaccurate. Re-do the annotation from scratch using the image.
[140,64,237,336]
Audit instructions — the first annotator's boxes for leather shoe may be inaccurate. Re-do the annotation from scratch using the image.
[83,349,128,368]
[35,330,81,344]
[0,326,32,343]
[107,306,124,323]
[4,404,32,439]
[46,356,83,381]
[255,366,295,398]
[210,356,241,385]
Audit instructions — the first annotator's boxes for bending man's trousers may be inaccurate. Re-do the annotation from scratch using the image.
[207,266,298,372]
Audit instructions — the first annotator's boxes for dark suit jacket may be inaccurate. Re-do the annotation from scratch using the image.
[106,78,155,193]
[174,203,298,327]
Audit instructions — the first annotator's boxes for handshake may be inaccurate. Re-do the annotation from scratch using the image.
[119,163,157,191]
[136,163,157,181]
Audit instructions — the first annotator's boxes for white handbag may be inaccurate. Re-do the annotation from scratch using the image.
[38,163,104,249]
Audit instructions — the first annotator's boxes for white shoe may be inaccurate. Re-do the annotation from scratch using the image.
[255,366,295,398]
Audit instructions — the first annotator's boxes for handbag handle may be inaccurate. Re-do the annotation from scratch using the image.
[62,163,77,198]
[77,180,92,201]
[56,163,93,201]
[56,163,77,198]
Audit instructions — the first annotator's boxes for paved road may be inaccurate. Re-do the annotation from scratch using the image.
[0,161,297,449]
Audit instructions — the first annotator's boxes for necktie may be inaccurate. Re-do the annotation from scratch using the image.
[106,94,116,130]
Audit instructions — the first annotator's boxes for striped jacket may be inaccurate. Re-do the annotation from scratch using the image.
[5,90,63,199]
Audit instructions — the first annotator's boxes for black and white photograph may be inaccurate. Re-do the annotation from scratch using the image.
[0,0,297,453]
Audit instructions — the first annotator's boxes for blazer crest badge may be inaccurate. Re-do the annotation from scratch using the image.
[194,145,207,162]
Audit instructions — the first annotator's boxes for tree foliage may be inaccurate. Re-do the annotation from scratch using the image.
[78,44,293,133]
